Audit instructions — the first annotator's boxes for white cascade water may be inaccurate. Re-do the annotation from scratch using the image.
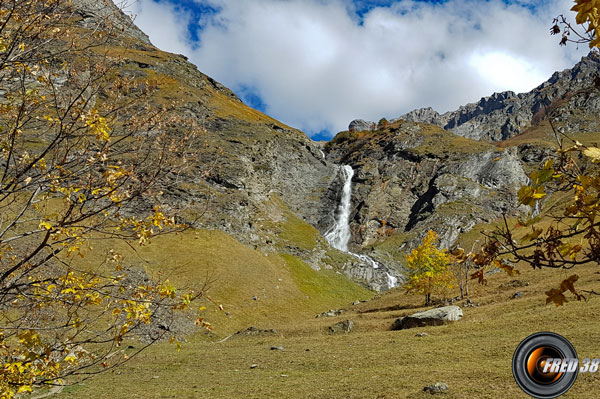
[324,165,354,252]
[324,165,399,289]
[386,273,398,288]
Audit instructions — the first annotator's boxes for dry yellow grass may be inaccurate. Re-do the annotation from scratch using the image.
[56,240,600,399]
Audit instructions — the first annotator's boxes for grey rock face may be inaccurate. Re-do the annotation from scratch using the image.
[399,52,600,141]
[71,0,152,45]
[398,107,444,126]
[348,119,375,132]
[391,305,463,330]
[326,122,528,251]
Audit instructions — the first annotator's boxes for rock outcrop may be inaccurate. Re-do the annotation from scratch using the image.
[328,319,354,334]
[348,119,375,132]
[325,120,528,254]
[399,52,600,141]
[71,0,152,45]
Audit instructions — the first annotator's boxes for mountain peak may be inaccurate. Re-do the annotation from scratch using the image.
[392,50,600,141]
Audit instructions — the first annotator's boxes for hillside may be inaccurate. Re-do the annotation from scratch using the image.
[5,1,600,398]
[62,0,600,302]
[57,255,600,399]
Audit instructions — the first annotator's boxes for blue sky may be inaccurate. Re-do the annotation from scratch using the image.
[122,0,588,140]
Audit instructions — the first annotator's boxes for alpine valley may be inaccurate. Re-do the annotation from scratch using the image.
[49,1,600,398]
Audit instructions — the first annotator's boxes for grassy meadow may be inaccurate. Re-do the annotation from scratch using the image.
[54,226,600,399]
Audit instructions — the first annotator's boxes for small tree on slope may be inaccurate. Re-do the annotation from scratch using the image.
[405,231,454,306]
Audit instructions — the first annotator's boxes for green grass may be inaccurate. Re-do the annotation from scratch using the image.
[281,253,370,301]
[256,194,322,252]
[411,123,494,156]
[57,253,600,399]
[79,228,369,336]
[326,120,495,158]
[277,214,320,251]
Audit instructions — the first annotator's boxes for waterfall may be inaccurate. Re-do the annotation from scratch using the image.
[386,273,398,288]
[324,165,354,252]
[324,165,400,290]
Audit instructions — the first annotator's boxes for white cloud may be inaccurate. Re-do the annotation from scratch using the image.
[121,0,589,137]
[121,0,193,55]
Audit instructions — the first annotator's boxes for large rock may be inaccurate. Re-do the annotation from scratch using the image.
[348,119,375,132]
[391,306,463,330]
[423,382,449,394]
[328,319,354,334]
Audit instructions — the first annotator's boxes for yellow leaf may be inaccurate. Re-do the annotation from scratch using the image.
[17,385,32,394]
[493,260,520,277]
[522,226,543,242]
[560,274,580,296]
[583,147,600,162]
[39,220,52,230]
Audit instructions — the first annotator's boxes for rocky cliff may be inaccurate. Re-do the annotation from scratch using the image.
[324,121,529,263]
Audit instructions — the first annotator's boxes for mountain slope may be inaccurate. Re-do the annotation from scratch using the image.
[399,52,600,141]
[71,1,600,296]
[59,0,379,329]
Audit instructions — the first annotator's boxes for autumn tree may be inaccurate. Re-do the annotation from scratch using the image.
[471,0,600,306]
[0,1,206,397]
[405,230,454,305]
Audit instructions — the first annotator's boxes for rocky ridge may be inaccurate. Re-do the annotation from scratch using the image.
[367,52,600,141]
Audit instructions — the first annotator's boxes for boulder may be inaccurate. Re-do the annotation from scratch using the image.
[423,382,449,394]
[391,305,463,330]
[348,119,374,132]
[511,291,523,299]
[316,309,345,318]
[328,319,354,334]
